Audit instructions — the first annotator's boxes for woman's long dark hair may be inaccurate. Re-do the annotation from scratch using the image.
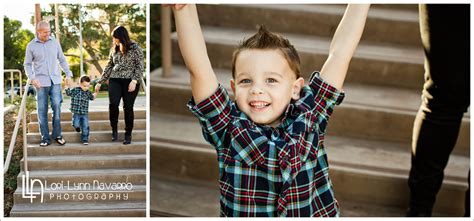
[112,26,132,55]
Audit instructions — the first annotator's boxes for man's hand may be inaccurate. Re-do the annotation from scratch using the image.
[128,81,137,92]
[65,78,72,88]
[95,83,101,93]
[31,79,41,89]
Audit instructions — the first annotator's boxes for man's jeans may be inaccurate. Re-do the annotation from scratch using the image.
[72,113,89,142]
[36,82,62,144]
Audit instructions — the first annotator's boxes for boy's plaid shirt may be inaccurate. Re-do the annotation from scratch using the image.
[188,72,345,217]
[65,87,94,115]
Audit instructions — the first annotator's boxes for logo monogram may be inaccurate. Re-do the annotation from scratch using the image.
[21,171,44,203]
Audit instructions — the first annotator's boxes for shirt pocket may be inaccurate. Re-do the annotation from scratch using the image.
[225,119,268,167]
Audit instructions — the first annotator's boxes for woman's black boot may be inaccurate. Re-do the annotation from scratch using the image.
[112,129,118,141]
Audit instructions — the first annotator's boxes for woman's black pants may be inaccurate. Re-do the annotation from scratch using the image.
[408,4,470,216]
[108,78,139,136]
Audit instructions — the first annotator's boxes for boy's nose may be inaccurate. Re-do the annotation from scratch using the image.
[250,87,264,95]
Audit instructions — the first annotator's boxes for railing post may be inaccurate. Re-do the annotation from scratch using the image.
[22,105,28,172]
[19,70,23,96]
[161,5,172,78]
[10,71,15,100]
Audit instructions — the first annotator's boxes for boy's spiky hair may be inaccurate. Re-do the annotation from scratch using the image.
[80,75,91,83]
[231,25,301,78]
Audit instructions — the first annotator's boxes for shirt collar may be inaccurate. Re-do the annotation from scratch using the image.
[35,36,53,43]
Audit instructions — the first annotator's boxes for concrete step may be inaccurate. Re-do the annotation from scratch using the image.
[197,4,421,46]
[28,119,146,132]
[150,176,219,217]
[10,201,146,217]
[150,113,469,216]
[151,175,449,217]
[171,26,425,89]
[371,4,418,11]
[27,141,146,156]
[27,130,146,144]
[13,184,146,204]
[150,68,470,155]
[20,154,146,171]
[29,109,147,122]
[17,169,146,185]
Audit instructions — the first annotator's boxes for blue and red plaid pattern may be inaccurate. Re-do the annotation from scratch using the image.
[188,72,345,217]
[65,87,94,115]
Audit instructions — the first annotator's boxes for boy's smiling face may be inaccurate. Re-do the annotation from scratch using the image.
[231,49,304,127]
[80,81,90,91]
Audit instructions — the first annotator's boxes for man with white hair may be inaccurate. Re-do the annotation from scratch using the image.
[24,20,73,146]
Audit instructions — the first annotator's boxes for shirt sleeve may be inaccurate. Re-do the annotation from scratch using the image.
[24,43,35,80]
[56,41,73,78]
[308,71,345,120]
[131,45,144,82]
[85,90,93,100]
[65,88,78,97]
[187,84,233,149]
[98,52,114,84]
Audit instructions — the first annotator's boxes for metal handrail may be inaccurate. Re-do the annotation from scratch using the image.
[161,5,172,78]
[4,69,23,100]
[4,77,31,174]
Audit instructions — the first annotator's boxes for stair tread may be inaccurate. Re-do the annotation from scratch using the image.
[27,141,146,148]
[151,112,469,184]
[172,26,424,64]
[30,108,146,115]
[27,129,147,136]
[227,4,419,23]
[19,168,146,176]
[151,175,426,217]
[152,65,470,119]
[23,154,146,161]
[151,175,219,217]
[14,184,146,194]
[11,201,146,211]
[28,119,147,125]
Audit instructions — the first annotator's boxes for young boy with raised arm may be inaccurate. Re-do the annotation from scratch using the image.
[171,4,370,217]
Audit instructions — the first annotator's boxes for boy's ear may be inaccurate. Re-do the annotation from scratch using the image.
[230,79,236,95]
[291,77,305,100]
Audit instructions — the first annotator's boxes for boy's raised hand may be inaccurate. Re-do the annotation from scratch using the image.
[164,4,187,10]
[320,4,370,90]
[172,4,219,104]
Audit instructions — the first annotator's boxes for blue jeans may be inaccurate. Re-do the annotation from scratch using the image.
[72,113,89,142]
[36,82,63,144]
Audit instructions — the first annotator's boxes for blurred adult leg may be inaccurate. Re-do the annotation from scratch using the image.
[407,4,470,216]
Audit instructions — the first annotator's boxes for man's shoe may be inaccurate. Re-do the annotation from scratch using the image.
[40,141,50,147]
[55,137,66,145]
[75,127,81,132]
[83,141,89,145]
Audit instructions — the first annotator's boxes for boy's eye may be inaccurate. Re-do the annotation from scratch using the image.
[239,79,251,84]
[266,78,278,83]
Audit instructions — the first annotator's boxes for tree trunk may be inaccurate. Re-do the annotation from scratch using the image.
[83,38,104,74]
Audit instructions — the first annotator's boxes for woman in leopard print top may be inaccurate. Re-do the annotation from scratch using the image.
[95,25,144,144]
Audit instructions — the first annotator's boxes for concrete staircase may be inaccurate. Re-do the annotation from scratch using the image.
[150,4,470,217]
[10,109,147,217]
